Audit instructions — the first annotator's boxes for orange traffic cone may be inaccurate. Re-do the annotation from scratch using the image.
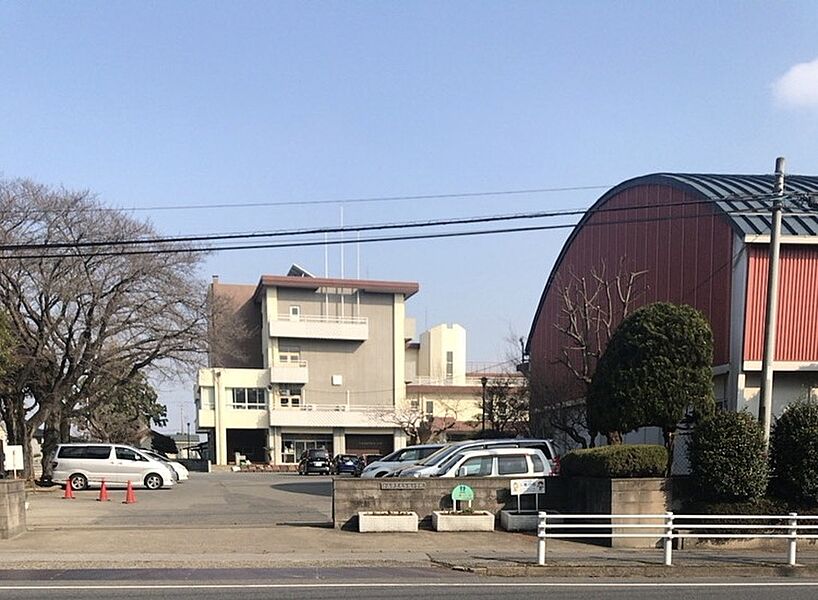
[123,480,136,504]
[62,478,75,500]
[97,479,110,502]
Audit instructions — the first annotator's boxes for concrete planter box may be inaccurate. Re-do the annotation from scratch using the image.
[432,510,495,532]
[358,511,418,532]
[500,510,538,532]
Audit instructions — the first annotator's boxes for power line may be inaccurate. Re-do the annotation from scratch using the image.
[0,184,614,215]
[0,191,791,252]
[0,205,779,261]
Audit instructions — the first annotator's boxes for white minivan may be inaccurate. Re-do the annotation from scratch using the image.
[434,447,551,478]
[51,443,176,490]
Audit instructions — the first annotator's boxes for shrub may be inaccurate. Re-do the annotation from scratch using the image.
[559,444,667,478]
[770,400,818,506]
[680,497,789,538]
[688,411,768,503]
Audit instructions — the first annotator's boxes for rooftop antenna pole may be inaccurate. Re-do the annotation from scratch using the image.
[324,232,329,316]
[759,156,786,450]
[340,206,345,280]
[356,231,361,316]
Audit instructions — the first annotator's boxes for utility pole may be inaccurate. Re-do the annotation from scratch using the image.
[759,156,786,449]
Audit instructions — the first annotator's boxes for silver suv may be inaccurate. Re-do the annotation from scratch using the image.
[392,438,558,478]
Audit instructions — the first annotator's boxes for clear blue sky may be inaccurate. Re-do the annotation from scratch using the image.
[2,3,818,432]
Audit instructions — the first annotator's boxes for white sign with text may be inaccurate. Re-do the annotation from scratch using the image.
[510,478,545,496]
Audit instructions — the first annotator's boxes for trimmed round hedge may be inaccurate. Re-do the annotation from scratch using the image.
[688,410,768,502]
[771,401,818,506]
[560,444,667,478]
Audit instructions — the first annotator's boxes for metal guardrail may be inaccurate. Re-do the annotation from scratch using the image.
[536,511,818,567]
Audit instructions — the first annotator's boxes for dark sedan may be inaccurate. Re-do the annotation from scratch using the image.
[330,454,362,476]
[297,448,331,475]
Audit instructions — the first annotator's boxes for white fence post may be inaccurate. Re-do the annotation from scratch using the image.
[663,512,674,566]
[788,512,798,567]
[537,511,547,566]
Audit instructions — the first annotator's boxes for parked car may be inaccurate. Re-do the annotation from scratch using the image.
[298,448,331,475]
[435,447,551,478]
[141,449,190,482]
[394,438,559,478]
[363,454,383,466]
[359,444,444,478]
[331,454,363,476]
[51,443,176,490]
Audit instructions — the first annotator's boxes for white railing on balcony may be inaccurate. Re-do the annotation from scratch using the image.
[276,403,393,413]
[269,313,369,341]
[276,314,368,325]
[410,376,487,386]
[276,359,308,368]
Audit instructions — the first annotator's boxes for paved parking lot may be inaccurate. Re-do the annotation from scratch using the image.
[27,472,334,529]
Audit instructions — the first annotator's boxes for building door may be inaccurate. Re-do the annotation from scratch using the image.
[345,434,393,458]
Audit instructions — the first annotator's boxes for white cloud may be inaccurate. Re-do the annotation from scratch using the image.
[773,56,818,109]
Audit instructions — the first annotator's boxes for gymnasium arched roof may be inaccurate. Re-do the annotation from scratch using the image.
[611,173,818,237]
[525,172,818,353]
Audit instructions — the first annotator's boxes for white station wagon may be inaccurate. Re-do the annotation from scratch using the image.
[434,447,551,478]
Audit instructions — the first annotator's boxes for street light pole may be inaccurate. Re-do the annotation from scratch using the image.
[186,422,191,459]
[480,376,488,434]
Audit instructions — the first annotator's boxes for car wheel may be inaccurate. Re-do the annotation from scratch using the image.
[69,473,88,491]
[144,473,163,490]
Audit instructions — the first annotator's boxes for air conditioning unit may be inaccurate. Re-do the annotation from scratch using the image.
[336,405,348,411]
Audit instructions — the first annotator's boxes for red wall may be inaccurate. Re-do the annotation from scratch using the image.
[529,184,734,395]
[744,245,818,362]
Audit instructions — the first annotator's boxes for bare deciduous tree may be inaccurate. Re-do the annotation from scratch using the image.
[535,258,646,447]
[385,398,469,445]
[0,179,209,479]
[478,376,530,437]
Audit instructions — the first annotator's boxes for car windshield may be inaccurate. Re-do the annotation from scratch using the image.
[415,444,466,467]
[144,451,169,462]
[308,449,329,458]
[378,448,403,462]
[338,455,357,461]
[437,451,467,474]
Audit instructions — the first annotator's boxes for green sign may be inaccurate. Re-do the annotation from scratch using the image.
[451,484,475,502]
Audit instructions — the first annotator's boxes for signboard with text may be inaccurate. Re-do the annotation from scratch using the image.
[510,478,545,496]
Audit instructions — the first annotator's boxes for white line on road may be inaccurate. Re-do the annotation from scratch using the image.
[2,582,818,591]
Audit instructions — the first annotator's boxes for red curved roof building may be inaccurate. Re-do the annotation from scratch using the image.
[526,172,818,442]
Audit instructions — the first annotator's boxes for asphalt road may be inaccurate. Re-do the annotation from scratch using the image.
[2,573,818,600]
[27,472,334,529]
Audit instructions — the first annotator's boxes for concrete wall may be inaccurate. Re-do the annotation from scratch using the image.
[333,476,668,548]
[0,480,26,539]
[554,477,669,548]
[740,371,818,420]
[333,477,562,530]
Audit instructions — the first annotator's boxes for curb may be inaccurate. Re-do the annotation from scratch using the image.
[434,560,818,578]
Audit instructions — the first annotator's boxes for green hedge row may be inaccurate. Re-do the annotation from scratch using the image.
[560,444,668,478]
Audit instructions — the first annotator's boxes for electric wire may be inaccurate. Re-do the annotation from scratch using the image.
[0,190,807,253]
[0,205,790,261]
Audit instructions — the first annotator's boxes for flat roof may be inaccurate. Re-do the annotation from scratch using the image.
[253,275,419,301]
